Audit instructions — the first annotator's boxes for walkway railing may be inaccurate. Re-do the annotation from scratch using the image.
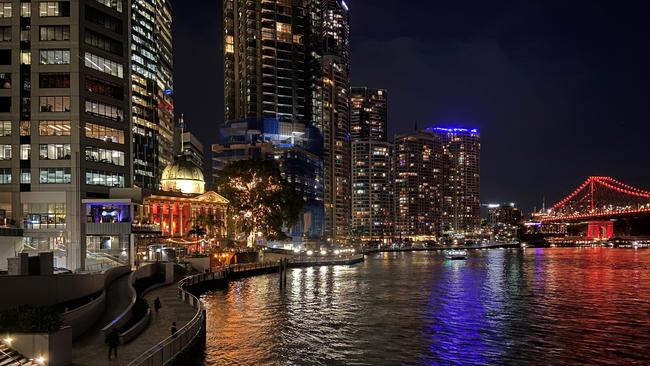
[290,254,364,264]
[229,261,278,272]
[126,270,219,366]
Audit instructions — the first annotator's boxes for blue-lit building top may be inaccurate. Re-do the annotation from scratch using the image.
[425,127,479,135]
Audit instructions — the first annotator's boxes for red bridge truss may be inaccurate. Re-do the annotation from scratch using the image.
[541,176,650,222]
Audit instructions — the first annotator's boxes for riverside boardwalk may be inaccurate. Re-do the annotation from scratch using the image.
[81,257,365,365]
[71,281,195,366]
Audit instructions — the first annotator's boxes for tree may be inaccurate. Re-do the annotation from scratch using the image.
[187,224,206,237]
[214,160,304,245]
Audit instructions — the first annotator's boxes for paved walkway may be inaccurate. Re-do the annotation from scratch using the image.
[71,273,133,365]
[72,282,196,366]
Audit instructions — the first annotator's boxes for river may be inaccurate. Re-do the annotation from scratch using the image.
[201,248,650,365]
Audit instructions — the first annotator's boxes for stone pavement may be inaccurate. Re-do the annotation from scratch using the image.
[71,281,196,366]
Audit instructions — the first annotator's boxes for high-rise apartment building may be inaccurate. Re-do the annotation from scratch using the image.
[0,0,132,270]
[223,0,318,125]
[350,87,387,141]
[428,127,480,233]
[320,0,350,243]
[131,0,174,190]
[221,0,353,243]
[393,131,441,240]
[351,139,392,242]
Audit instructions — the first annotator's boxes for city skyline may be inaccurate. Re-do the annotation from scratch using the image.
[172,0,650,214]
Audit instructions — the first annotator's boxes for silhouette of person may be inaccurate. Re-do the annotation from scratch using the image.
[106,328,119,360]
[154,296,161,314]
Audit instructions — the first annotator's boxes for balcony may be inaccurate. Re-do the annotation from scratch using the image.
[85,222,132,235]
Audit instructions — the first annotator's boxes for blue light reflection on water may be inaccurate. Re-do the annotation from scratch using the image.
[202,248,650,366]
[424,253,512,365]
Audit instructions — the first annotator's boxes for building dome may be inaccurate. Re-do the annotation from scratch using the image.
[160,155,205,194]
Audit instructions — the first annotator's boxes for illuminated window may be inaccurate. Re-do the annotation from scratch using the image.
[20,168,30,184]
[39,120,70,136]
[276,22,292,43]
[39,2,70,17]
[84,52,123,78]
[85,122,124,144]
[0,168,10,184]
[24,203,67,229]
[39,49,70,64]
[0,120,10,136]
[39,168,71,184]
[20,50,31,65]
[84,146,125,166]
[0,2,11,18]
[20,2,30,17]
[39,144,71,160]
[0,144,10,160]
[20,121,30,136]
[225,35,234,53]
[20,144,30,160]
[85,169,125,187]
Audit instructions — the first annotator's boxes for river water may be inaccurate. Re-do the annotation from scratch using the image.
[201,248,650,365]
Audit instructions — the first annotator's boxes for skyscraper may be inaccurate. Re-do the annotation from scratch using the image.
[351,140,392,242]
[223,0,318,125]
[350,87,387,141]
[220,0,353,243]
[131,0,174,190]
[393,131,442,240]
[320,0,350,243]
[0,0,132,270]
[428,127,481,233]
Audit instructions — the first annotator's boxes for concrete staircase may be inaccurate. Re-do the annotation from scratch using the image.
[0,343,36,366]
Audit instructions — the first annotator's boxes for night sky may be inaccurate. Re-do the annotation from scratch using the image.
[172,0,650,214]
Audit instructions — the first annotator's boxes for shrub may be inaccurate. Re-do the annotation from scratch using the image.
[0,306,63,333]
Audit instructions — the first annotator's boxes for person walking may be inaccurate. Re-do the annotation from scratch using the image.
[170,322,178,338]
[153,296,161,314]
[106,328,119,360]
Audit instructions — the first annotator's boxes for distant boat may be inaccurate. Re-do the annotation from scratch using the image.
[445,249,468,260]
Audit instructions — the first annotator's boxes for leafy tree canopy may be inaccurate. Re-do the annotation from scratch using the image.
[214,159,304,241]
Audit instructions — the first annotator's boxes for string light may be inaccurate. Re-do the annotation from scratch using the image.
[546,176,650,221]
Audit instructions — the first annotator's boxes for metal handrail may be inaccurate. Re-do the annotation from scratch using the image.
[126,270,225,366]
[0,345,27,365]
[290,254,364,263]
[126,262,284,365]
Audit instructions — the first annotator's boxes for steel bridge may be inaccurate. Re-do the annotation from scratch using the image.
[541,176,650,239]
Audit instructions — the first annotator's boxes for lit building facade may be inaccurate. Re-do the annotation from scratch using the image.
[351,140,392,242]
[487,203,522,226]
[350,87,387,141]
[223,0,318,124]
[0,0,132,270]
[221,1,325,242]
[428,127,481,233]
[212,118,324,241]
[131,0,174,190]
[320,0,350,243]
[393,131,442,240]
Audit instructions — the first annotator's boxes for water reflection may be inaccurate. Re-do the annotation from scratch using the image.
[202,249,650,365]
